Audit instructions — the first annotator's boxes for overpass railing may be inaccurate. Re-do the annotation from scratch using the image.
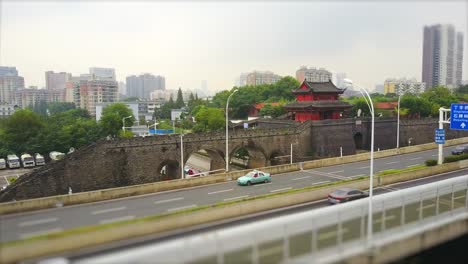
[74,175,468,264]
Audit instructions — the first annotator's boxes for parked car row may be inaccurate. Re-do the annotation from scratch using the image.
[0,153,46,170]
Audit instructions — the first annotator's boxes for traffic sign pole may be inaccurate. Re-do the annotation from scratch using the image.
[438,108,444,165]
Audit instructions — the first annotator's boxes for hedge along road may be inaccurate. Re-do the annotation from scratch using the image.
[0,145,461,243]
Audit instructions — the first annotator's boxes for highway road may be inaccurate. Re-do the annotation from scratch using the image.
[64,167,468,263]
[0,145,462,243]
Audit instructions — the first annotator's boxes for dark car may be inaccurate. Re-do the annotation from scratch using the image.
[451,145,468,155]
[328,188,368,204]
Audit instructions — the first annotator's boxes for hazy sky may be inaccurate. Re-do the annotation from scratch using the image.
[1,1,467,93]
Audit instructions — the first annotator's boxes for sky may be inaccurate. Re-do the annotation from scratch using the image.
[1,1,467,94]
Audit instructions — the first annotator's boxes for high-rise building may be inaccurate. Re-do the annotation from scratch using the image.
[118,81,126,95]
[45,71,71,91]
[126,73,165,99]
[422,24,464,89]
[78,80,118,116]
[0,66,18,77]
[383,78,426,95]
[0,67,24,103]
[245,71,281,86]
[296,66,332,83]
[89,67,116,81]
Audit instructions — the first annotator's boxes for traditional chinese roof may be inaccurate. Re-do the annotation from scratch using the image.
[375,102,398,110]
[254,102,281,110]
[292,80,345,94]
[284,100,353,109]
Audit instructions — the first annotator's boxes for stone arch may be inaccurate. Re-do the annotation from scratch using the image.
[185,147,225,174]
[230,144,268,169]
[354,132,363,150]
[269,150,287,166]
[157,159,180,180]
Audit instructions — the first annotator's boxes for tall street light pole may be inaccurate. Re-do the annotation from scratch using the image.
[180,134,184,179]
[397,95,401,149]
[122,116,132,133]
[344,79,375,248]
[225,89,238,172]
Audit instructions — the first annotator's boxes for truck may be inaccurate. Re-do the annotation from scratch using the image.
[34,153,45,166]
[0,158,6,169]
[49,151,65,161]
[7,155,20,169]
[21,154,35,168]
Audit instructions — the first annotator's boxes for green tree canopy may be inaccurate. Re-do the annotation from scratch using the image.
[193,106,225,132]
[99,103,135,137]
[176,88,185,108]
[0,109,44,154]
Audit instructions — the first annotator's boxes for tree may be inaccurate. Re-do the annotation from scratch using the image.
[350,98,372,117]
[421,86,458,108]
[193,106,225,132]
[400,95,432,118]
[176,87,185,108]
[259,104,286,118]
[99,103,135,137]
[0,109,44,154]
[47,102,75,115]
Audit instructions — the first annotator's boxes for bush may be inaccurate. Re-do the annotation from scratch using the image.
[443,153,468,163]
[425,159,438,166]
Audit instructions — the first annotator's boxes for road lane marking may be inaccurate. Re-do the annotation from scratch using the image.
[253,183,272,187]
[358,166,370,169]
[99,215,135,224]
[303,170,347,180]
[432,154,437,156]
[208,188,233,195]
[349,174,366,178]
[328,170,344,174]
[154,197,184,204]
[406,164,422,167]
[91,206,127,215]
[20,228,63,239]
[167,204,197,212]
[292,176,311,181]
[311,180,330,185]
[386,161,399,165]
[410,157,422,160]
[224,195,249,202]
[18,217,58,227]
[270,187,292,193]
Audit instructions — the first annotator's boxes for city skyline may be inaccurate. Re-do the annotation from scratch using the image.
[1,1,467,92]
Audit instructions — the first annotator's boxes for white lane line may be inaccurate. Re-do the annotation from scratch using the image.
[18,217,58,227]
[91,206,127,215]
[303,170,347,180]
[253,183,272,187]
[349,174,366,178]
[358,166,370,169]
[224,195,249,202]
[328,170,344,174]
[20,228,63,239]
[311,180,331,185]
[406,164,422,167]
[432,154,437,157]
[154,197,184,204]
[99,215,135,224]
[292,176,311,181]
[270,187,292,193]
[386,161,399,165]
[208,188,233,195]
[167,204,197,212]
[410,157,422,160]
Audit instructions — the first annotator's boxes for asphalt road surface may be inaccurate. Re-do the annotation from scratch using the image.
[0,145,463,243]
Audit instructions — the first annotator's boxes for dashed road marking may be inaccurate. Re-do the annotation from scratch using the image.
[208,189,233,195]
[167,204,197,212]
[18,218,58,227]
[91,206,127,215]
[270,187,292,193]
[99,215,135,224]
[224,195,249,202]
[20,228,63,239]
[292,176,311,181]
[154,197,184,204]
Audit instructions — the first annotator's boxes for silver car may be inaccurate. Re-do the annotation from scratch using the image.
[328,188,368,204]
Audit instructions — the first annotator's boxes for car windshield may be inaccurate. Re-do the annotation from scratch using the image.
[332,189,348,196]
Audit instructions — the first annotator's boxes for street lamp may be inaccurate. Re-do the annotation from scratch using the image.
[122,116,132,133]
[225,89,239,172]
[180,134,184,179]
[343,79,375,248]
[397,94,401,149]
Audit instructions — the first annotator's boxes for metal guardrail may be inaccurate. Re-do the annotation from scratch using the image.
[73,175,468,264]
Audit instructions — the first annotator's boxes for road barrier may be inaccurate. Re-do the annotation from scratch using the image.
[1,137,468,215]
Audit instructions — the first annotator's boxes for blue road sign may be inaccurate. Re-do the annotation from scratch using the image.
[435,129,445,144]
[450,103,468,130]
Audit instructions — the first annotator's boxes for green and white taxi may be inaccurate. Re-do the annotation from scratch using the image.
[237,170,271,186]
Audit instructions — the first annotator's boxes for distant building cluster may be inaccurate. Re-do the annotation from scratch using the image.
[245,71,282,86]
[383,78,426,95]
[126,73,165,99]
[296,66,332,84]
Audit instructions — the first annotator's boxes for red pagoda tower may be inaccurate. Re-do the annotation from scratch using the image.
[284,80,352,122]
